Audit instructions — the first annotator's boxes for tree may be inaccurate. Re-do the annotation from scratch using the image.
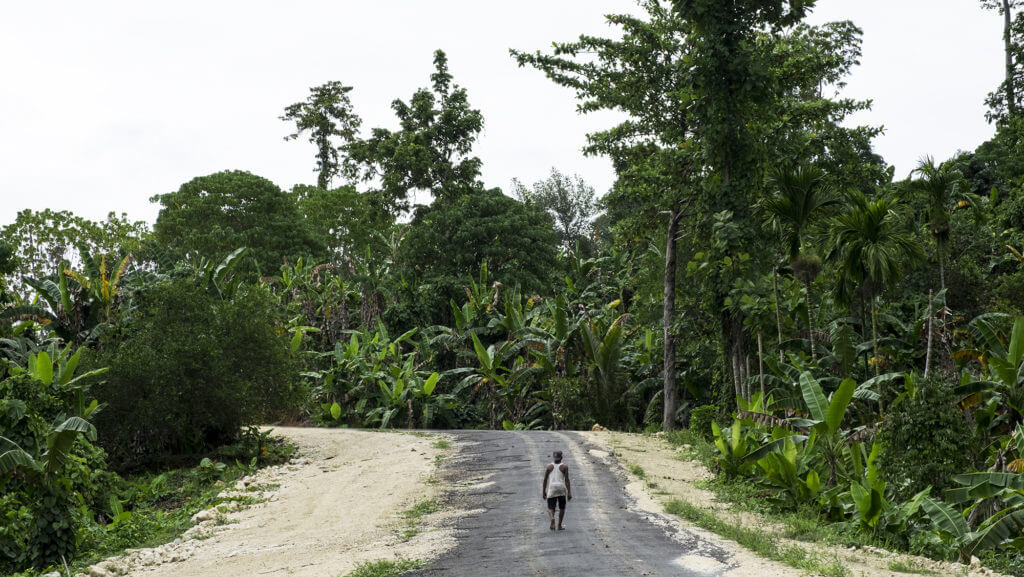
[396,188,559,327]
[761,165,840,360]
[909,156,971,291]
[291,184,392,260]
[513,1,699,431]
[347,50,484,211]
[281,81,362,190]
[0,209,149,290]
[514,0,871,426]
[152,171,325,276]
[980,0,1024,123]
[511,168,598,253]
[829,190,923,381]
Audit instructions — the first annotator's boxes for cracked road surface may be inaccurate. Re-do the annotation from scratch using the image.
[409,430,734,577]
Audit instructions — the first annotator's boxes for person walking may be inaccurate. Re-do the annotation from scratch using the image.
[542,450,572,530]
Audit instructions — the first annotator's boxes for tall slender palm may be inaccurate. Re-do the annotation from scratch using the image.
[909,156,970,291]
[829,190,923,385]
[762,165,840,361]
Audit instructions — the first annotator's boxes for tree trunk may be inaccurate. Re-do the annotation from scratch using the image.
[804,278,817,362]
[924,289,934,378]
[758,331,765,401]
[773,266,784,362]
[662,210,682,431]
[939,256,946,292]
[1006,0,1018,117]
[872,295,882,413]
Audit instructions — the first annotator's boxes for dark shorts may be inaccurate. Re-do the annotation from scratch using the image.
[547,495,567,510]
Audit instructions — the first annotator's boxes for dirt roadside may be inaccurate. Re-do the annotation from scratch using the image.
[583,431,1007,577]
[82,427,459,577]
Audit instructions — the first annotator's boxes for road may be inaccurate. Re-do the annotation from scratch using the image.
[408,430,734,577]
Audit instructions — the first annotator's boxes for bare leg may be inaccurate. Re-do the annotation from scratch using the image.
[557,507,565,530]
[548,508,555,530]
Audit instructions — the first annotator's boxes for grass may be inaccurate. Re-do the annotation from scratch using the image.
[397,499,441,541]
[628,464,646,478]
[431,438,451,450]
[342,559,426,577]
[888,560,937,574]
[664,499,849,577]
[402,499,441,520]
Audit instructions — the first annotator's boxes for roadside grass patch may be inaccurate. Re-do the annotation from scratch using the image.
[628,464,646,478]
[343,559,426,577]
[402,499,440,520]
[664,499,849,577]
[888,560,937,574]
[431,438,451,450]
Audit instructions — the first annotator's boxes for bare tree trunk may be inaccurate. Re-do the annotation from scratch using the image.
[939,257,946,292]
[1006,0,1018,117]
[744,354,752,401]
[805,279,817,362]
[872,296,882,413]
[924,289,934,378]
[757,331,765,400]
[662,210,682,431]
[773,267,784,362]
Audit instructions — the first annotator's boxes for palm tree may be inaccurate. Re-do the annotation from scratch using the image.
[829,190,923,386]
[909,156,970,291]
[762,165,840,361]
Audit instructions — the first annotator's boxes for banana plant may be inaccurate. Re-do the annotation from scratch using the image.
[923,474,1024,561]
[958,315,1024,431]
[754,433,821,505]
[579,313,628,426]
[794,371,857,484]
[0,415,93,478]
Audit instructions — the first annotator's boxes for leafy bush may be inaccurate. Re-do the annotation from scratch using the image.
[0,353,112,572]
[92,278,300,469]
[547,376,594,430]
[688,404,718,440]
[877,375,976,501]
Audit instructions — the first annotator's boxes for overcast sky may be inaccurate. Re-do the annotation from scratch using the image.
[0,1,1005,226]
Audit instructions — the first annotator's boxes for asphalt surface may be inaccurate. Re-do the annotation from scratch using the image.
[408,430,735,577]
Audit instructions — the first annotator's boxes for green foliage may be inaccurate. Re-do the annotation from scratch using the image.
[152,171,325,277]
[687,405,719,440]
[511,168,598,253]
[878,375,976,500]
[281,81,362,190]
[346,49,484,211]
[397,188,559,325]
[342,559,426,577]
[92,277,299,468]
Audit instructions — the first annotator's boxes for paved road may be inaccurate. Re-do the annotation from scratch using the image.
[409,430,734,577]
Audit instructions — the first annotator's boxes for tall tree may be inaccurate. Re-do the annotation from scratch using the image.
[981,0,1024,122]
[829,191,923,381]
[281,81,362,190]
[909,156,971,291]
[511,168,598,252]
[761,165,840,361]
[347,50,484,212]
[513,1,698,430]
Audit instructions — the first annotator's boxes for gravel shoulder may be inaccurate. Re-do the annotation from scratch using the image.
[91,427,458,577]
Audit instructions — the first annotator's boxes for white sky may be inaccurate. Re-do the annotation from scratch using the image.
[0,1,1005,226]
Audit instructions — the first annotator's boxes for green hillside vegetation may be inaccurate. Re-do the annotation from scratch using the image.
[4,1,1024,574]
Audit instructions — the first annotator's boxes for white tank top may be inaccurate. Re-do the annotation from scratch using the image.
[547,462,567,497]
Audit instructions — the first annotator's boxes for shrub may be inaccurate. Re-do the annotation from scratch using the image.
[876,374,976,501]
[93,278,300,469]
[688,404,718,440]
